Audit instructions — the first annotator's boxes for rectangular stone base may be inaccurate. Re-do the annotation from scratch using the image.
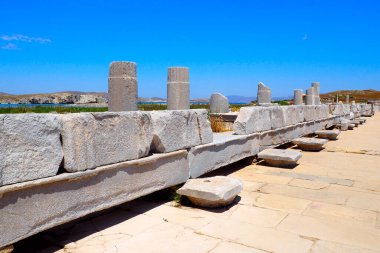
[0,150,189,248]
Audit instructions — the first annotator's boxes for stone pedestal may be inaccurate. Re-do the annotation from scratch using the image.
[312,82,320,105]
[167,67,190,110]
[257,82,271,105]
[210,93,229,113]
[294,89,303,105]
[305,87,315,105]
[108,61,138,112]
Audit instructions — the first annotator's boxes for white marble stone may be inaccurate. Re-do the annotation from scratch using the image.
[0,114,63,186]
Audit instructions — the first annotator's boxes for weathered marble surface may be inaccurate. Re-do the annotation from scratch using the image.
[0,114,63,186]
[60,112,153,172]
[167,67,190,110]
[189,132,260,178]
[108,61,138,111]
[0,150,189,248]
[150,109,213,153]
[209,93,229,113]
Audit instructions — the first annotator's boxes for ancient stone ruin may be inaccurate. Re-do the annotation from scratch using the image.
[0,63,376,250]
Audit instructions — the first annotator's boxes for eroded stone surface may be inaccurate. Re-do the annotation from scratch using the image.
[233,106,271,134]
[258,149,302,167]
[167,67,190,110]
[108,61,138,112]
[209,93,229,113]
[60,112,153,172]
[150,109,212,153]
[292,137,329,151]
[0,114,63,186]
[177,176,243,208]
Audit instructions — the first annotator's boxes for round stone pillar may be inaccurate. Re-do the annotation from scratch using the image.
[312,82,320,105]
[167,67,190,110]
[306,87,315,105]
[294,89,303,105]
[108,61,138,111]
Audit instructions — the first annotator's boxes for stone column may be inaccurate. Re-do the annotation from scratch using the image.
[108,61,138,111]
[346,95,350,104]
[294,89,303,105]
[257,82,271,105]
[311,82,320,105]
[167,67,190,110]
[210,93,229,113]
[305,87,315,105]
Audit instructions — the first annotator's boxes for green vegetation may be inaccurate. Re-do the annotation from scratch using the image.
[273,100,291,106]
[0,106,108,114]
[0,103,249,114]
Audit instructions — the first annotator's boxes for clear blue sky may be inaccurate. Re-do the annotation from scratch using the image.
[0,0,379,98]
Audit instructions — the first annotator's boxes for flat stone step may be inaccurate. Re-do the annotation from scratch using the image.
[348,124,355,130]
[356,118,366,124]
[292,137,328,151]
[315,130,340,140]
[258,149,302,167]
[177,176,243,208]
[350,120,360,127]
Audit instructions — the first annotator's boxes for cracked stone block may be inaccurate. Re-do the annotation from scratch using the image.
[292,137,329,151]
[0,114,63,186]
[233,106,271,134]
[315,130,340,140]
[177,176,243,208]
[258,149,302,167]
[60,111,153,172]
[149,109,212,153]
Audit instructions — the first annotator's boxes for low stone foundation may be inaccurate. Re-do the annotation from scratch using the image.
[0,103,372,248]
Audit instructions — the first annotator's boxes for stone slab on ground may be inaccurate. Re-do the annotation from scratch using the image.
[0,114,63,186]
[350,120,360,127]
[0,150,189,248]
[258,149,302,167]
[189,132,260,178]
[150,109,213,153]
[177,176,243,208]
[292,137,329,151]
[315,129,340,140]
[59,112,153,172]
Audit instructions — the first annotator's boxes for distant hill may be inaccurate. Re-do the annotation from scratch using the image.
[321,89,380,102]
[0,92,11,96]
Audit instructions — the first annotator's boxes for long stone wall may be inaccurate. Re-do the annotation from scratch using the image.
[0,103,373,248]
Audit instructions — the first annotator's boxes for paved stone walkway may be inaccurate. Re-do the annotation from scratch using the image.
[14,113,380,253]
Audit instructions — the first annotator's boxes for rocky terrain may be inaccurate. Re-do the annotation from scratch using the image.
[321,89,380,103]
